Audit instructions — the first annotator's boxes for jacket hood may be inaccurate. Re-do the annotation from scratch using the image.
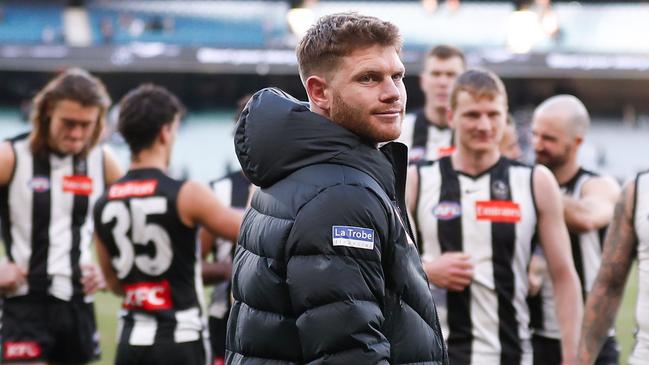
[234,87,401,192]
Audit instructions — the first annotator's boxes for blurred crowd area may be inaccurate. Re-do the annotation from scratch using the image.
[1,0,649,181]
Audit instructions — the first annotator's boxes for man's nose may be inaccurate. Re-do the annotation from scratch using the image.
[380,79,402,104]
[68,124,86,139]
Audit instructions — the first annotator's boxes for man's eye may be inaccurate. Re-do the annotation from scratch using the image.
[392,73,404,81]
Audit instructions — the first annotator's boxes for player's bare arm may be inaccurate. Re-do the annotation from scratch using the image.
[563,175,621,233]
[95,233,124,296]
[0,141,15,186]
[405,165,419,216]
[535,165,583,365]
[80,145,123,295]
[199,227,233,285]
[0,141,26,293]
[406,164,473,291]
[577,179,636,365]
[177,180,243,242]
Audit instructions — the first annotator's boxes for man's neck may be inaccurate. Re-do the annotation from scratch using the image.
[451,147,500,176]
[424,105,448,129]
[129,149,167,172]
[551,160,580,186]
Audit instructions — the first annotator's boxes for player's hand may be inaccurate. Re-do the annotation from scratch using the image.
[423,252,473,292]
[0,261,26,293]
[528,254,547,296]
[81,263,106,295]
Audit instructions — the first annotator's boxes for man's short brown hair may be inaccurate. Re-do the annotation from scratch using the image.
[426,44,466,66]
[296,12,401,82]
[450,69,507,110]
[30,68,111,158]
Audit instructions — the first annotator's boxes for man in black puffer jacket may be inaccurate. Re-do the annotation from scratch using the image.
[226,13,448,365]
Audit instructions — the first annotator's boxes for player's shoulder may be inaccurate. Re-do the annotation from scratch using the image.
[0,134,26,185]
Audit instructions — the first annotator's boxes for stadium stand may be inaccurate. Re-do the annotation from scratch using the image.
[0,4,64,44]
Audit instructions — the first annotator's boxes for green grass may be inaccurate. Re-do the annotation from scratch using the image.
[616,264,639,363]
[94,291,121,365]
[0,241,642,364]
[89,264,643,365]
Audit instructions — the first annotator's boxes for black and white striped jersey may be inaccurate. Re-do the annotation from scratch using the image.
[397,109,454,163]
[529,168,610,339]
[415,156,537,365]
[631,170,649,364]
[207,171,250,320]
[93,168,206,345]
[0,133,105,302]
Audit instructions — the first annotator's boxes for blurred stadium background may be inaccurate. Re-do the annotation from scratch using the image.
[0,0,647,363]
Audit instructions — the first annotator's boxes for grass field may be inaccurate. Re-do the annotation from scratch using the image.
[88,266,642,365]
[0,244,642,364]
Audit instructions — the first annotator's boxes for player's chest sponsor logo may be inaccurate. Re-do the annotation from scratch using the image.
[62,175,93,195]
[475,200,521,223]
[27,176,50,193]
[332,225,375,250]
[123,279,173,311]
[433,201,462,220]
[3,341,42,360]
[437,145,455,157]
[109,179,158,199]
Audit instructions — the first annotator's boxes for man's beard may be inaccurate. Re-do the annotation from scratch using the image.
[329,91,400,143]
[536,148,569,171]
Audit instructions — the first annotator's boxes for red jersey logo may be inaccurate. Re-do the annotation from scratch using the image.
[109,180,158,199]
[475,201,521,223]
[123,280,173,311]
[437,146,455,157]
[3,342,42,360]
[63,175,93,196]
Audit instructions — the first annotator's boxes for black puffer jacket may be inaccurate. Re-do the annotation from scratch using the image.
[226,88,447,365]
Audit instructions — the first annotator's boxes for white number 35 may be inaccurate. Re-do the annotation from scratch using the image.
[101,197,173,278]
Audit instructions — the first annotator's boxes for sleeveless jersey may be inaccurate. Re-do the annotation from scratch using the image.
[630,170,649,364]
[415,156,537,365]
[93,168,206,345]
[397,109,454,163]
[0,133,105,301]
[530,168,610,339]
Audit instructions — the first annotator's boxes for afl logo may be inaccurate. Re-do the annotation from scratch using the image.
[28,176,50,193]
[492,180,509,200]
[433,201,462,220]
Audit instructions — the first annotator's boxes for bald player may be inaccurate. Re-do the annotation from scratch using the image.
[530,95,621,365]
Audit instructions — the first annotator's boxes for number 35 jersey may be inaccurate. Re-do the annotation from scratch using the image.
[93,168,205,345]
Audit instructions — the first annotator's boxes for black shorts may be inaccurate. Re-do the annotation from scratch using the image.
[1,294,100,364]
[532,334,619,365]
[115,340,206,365]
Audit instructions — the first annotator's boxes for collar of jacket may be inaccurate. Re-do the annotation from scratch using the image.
[234,87,408,201]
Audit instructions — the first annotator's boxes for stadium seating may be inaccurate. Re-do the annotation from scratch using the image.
[0,5,64,44]
[87,1,290,47]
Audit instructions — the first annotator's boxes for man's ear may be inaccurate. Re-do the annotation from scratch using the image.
[159,123,172,145]
[447,107,455,128]
[305,75,330,113]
